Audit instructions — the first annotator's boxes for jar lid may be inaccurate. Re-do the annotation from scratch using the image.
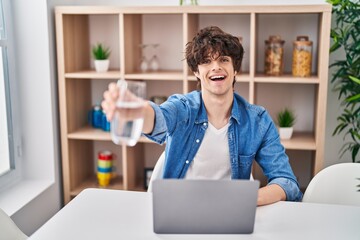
[265,35,285,44]
[293,36,312,46]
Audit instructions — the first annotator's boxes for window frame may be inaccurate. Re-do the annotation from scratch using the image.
[0,0,22,192]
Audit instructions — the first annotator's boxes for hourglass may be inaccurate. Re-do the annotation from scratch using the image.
[149,44,160,72]
[139,44,149,72]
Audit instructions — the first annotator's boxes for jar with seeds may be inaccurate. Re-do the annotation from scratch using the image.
[292,36,312,77]
[264,35,285,76]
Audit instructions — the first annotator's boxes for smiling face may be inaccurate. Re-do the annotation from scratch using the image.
[185,26,244,91]
[194,53,237,97]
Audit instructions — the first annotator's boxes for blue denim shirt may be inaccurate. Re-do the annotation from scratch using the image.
[144,91,303,201]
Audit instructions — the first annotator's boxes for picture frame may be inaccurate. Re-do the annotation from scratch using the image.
[144,168,154,190]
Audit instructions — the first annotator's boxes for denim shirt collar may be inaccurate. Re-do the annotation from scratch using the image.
[195,91,242,126]
[194,92,208,125]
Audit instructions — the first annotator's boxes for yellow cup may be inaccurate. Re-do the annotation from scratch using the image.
[97,172,112,187]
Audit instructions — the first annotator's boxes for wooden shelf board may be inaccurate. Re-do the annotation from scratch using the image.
[125,70,183,80]
[68,127,314,149]
[68,126,156,143]
[255,74,319,84]
[70,175,124,197]
[68,126,111,141]
[187,73,251,82]
[281,132,316,150]
[56,5,331,15]
[132,180,147,192]
[65,70,121,79]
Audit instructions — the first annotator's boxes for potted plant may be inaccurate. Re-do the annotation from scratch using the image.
[92,43,111,73]
[276,108,296,140]
[327,0,360,163]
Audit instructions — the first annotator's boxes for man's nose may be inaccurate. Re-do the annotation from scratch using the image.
[211,60,222,71]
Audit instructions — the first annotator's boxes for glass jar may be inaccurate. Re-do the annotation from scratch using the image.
[265,35,285,76]
[292,36,312,77]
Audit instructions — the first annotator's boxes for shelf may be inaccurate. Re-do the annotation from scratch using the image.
[67,126,155,143]
[57,4,331,204]
[68,126,111,141]
[254,74,320,84]
[65,70,121,79]
[133,179,147,192]
[68,127,315,150]
[125,70,183,80]
[63,71,318,83]
[187,73,251,82]
[281,132,316,150]
[70,175,124,197]
[56,5,332,15]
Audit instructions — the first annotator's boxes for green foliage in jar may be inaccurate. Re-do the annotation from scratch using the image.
[327,0,360,162]
[277,108,296,128]
[92,43,111,60]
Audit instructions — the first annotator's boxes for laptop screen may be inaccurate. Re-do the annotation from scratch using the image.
[152,179,260,234]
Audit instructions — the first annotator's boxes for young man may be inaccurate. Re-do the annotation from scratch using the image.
[102,26,302,205]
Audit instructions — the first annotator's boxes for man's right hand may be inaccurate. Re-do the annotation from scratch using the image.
[101,82,119,122]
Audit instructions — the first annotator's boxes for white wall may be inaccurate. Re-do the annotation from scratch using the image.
[9,0,62,235]
[10,0,350,235]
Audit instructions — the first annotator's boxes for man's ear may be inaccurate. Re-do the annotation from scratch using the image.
[194,71,200,78]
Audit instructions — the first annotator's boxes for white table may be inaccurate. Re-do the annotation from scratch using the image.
[29,188,360,240]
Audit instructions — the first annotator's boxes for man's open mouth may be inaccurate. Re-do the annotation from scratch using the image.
[209,75,226,81]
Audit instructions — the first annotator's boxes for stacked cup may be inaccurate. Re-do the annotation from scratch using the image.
[97,151,113,187]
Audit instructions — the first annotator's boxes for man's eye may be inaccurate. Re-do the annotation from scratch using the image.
[221,57,230,62]
[201,59,211,64]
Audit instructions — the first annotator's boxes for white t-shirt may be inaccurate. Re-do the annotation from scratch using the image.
[185,122,231,179]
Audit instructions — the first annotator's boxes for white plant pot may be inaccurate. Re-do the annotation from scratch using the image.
[279,127,294,140]
[94,59,110,73]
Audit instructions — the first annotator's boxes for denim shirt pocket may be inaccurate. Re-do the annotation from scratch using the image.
[238,153,255,179]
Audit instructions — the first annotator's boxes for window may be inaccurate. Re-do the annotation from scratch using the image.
[0,0,21,190]
[0,45,11,176]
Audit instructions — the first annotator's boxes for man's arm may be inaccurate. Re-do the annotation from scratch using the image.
[254,111,303,204]
[102,82,155,134]
[142,101,155,134]
[257,184,286,206]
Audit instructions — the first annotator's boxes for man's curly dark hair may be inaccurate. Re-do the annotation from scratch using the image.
[185,26,244,88]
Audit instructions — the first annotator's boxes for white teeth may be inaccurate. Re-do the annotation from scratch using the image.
[210,75,225,80]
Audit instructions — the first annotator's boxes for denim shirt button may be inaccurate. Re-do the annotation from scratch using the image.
[185,160,190,164]
[196,139,200,143]
[203,123,207,126]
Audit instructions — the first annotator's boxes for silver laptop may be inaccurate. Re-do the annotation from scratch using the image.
[152,179,260,234]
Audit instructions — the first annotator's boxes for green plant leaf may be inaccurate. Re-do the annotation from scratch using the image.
[352,145,359,163]
[329,0,360,161]
[92,43,111,60]
[277,108,296,127]
[346,93,360,102]
[327,0,341,5]
[330,42,341,52]
[349,75,360,85]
